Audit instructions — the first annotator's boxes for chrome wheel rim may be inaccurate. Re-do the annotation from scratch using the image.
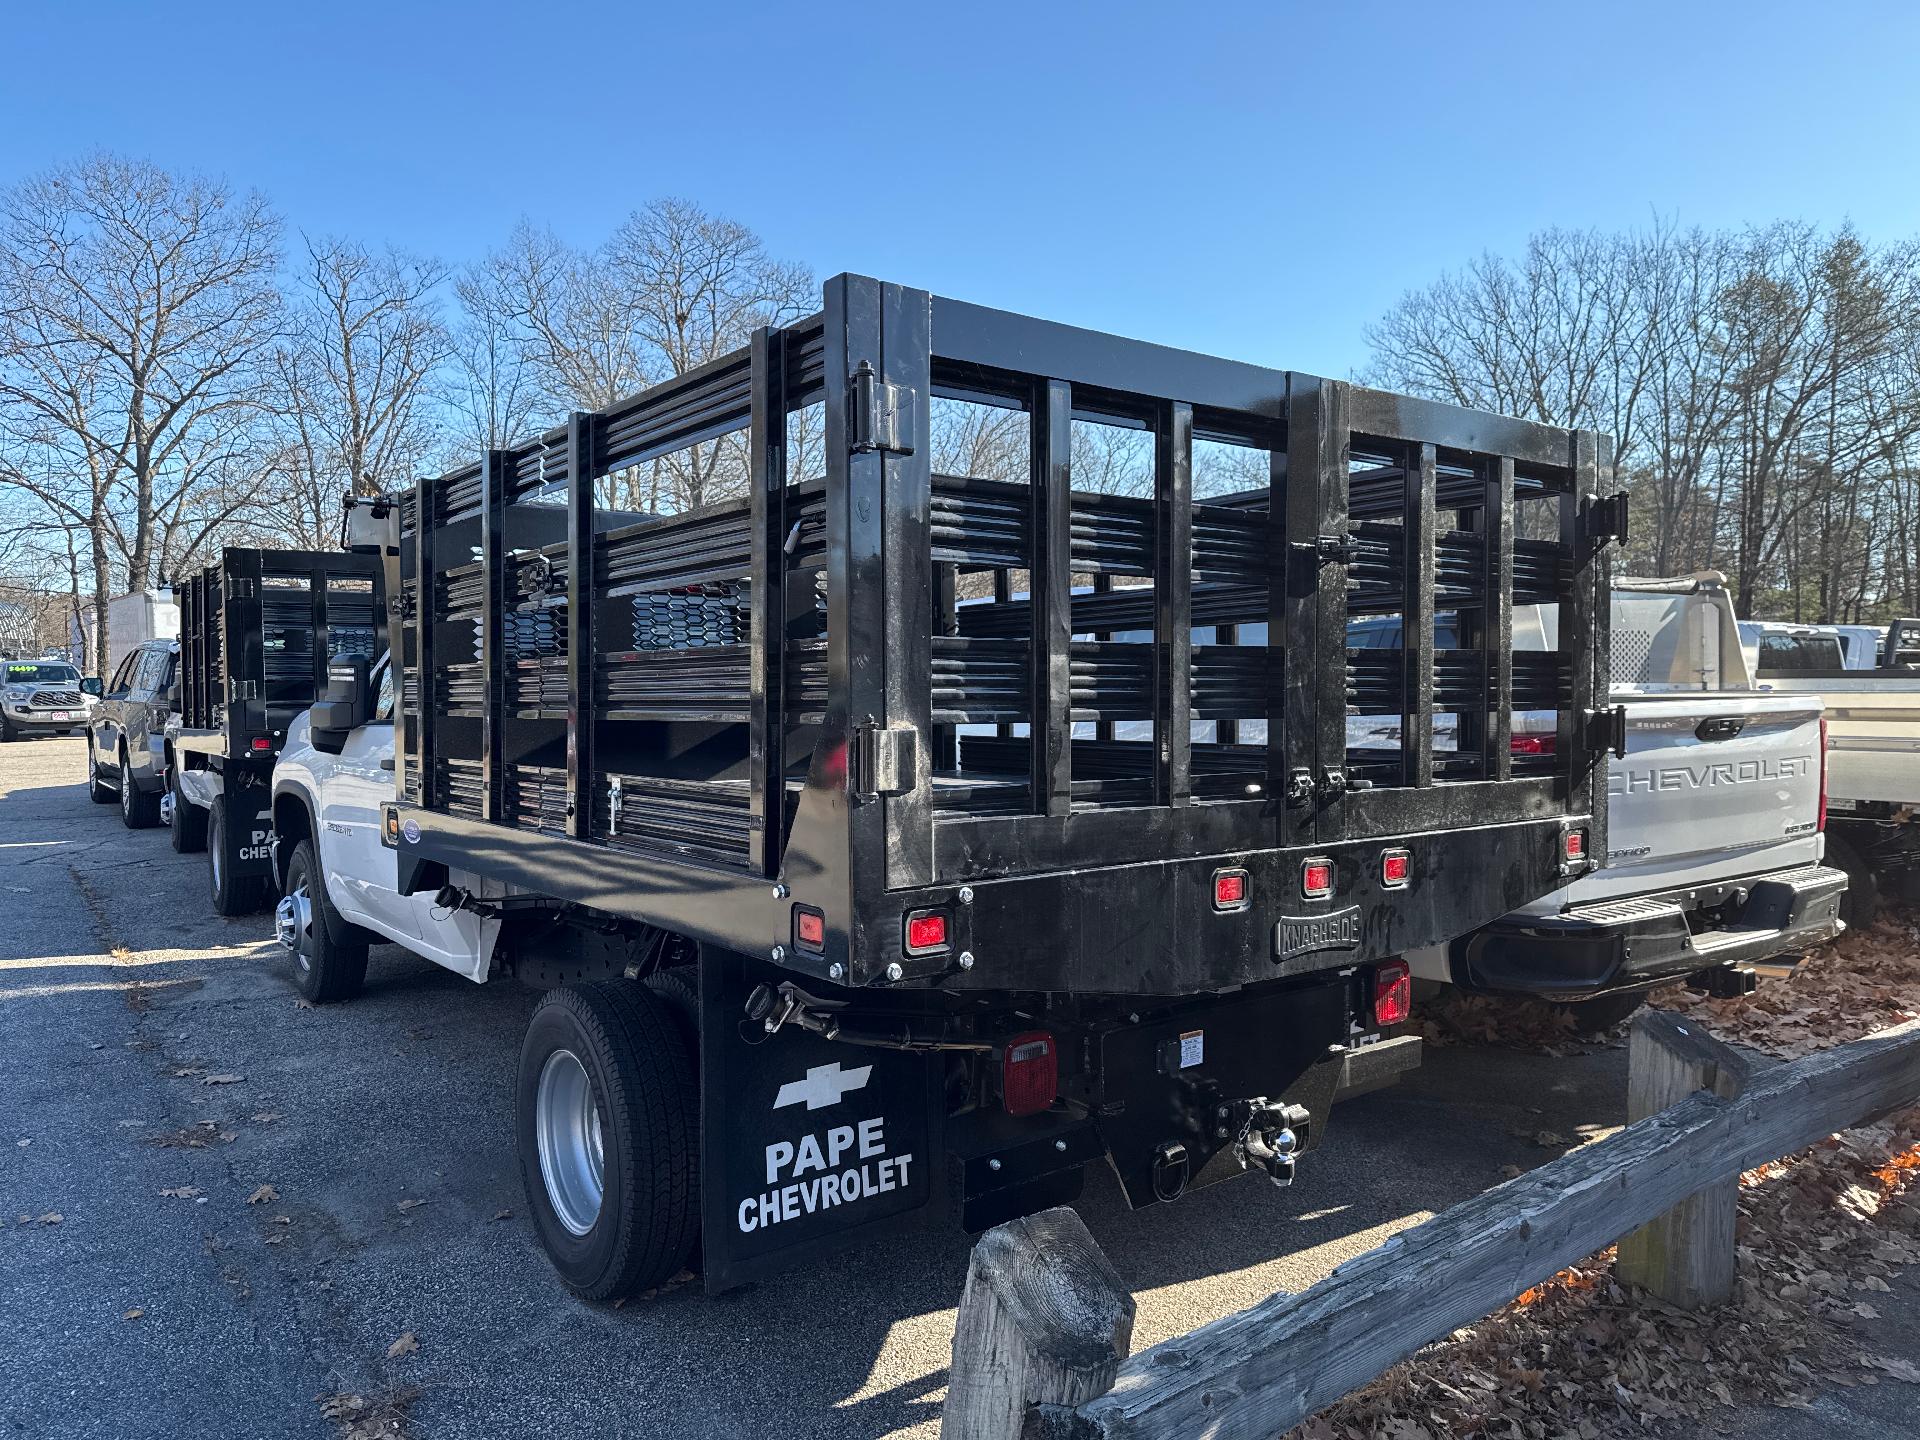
[276,881,314,972]
[535,1049,604,1237]
[210,819,224,889]
[120,764,133,817]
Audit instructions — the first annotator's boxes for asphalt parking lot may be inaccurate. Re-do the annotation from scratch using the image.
[0,735,1629,1439]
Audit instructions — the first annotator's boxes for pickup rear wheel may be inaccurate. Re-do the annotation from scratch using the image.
[517,982,699,1302]
[277,838,368,1003]
[1555,991,1647,1034]
[87,740,115,803]
[169,769,208,854]
[1826,833,1881,930]
[207,797,269,915]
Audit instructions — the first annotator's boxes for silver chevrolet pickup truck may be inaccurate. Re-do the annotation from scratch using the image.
[1405,574,1846,1030]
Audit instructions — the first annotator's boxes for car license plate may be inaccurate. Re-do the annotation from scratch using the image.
[50,711,74,721]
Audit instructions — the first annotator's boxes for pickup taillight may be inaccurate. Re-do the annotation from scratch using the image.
[1817,716,1829,833]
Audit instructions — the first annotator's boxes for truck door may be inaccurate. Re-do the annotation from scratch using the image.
[324,660,424,941]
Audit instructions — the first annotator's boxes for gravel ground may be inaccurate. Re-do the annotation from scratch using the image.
[0,734,1631,1439]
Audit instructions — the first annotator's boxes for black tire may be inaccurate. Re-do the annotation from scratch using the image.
[87,740,115,803]
[281,838,369,1003]
[119,753,161,829]
[207,797,269,915]
[517,982,699,1302]
[644,965,699,1041]
[1556,990,1648,1034]
[0,713,12,742]
[169,768,208,854]
[1827,833,1881,930]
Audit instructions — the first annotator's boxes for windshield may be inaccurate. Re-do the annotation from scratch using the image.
[4,663,80,685]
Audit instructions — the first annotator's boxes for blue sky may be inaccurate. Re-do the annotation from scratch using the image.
[3,0,1916,379]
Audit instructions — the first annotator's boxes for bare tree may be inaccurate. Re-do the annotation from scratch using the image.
[0,153,280,671]
[258,235,450,548]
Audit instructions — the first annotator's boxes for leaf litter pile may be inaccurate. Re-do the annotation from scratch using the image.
[1295,906,1920,1438]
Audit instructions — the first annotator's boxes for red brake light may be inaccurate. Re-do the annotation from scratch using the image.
[904,910,949,954]
[795,906,825,950]
[1511,734,1556,755]
[1373,960,1412,1027]
[1301,858,1334,899]
[1213,869,1248,910]
[1817,717,1829,833]
[1381,849,1410,887]
[250,736,272,752]
[1001,1031,1058,1117]
[1565,829,1586,860]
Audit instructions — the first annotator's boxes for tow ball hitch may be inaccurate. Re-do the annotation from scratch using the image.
[1218,1098,1313,1187]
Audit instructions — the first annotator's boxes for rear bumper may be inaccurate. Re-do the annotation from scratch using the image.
[1454,862,1848,1000]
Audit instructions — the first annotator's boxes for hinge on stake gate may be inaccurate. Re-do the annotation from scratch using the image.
[606,775,622,835]
[851,723,919,800]
[1590,490,1630,546]
[1586,704,1629,760]
[849,361,915,455]
[1290,533,1360,565]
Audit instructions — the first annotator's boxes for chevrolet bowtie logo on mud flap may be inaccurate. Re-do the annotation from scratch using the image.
[773,1061,873,1112]
[1275,906,1362,963]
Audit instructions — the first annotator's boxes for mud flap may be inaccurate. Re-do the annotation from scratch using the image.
[698,947,945,1293]
[223,769,278,881]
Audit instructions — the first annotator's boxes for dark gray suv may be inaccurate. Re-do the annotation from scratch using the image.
[86,640,178,828]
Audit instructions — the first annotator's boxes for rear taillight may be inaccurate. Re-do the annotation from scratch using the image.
[904,909,950,954]
[1001,1032,1058,1117]
[1565,829,1587,861]
[250,736,271,752]
[1301,857,1334,899]
[1510,734,1556,755]
[1380,848,1410,888]
[1817,716,1829,833]
[1213,868,1249,911]
[794,905,826,951]
[1373,960,1412,1027]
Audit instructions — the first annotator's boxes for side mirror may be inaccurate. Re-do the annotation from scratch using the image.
[309,654,371,756]
[167,681,182,709]
[80,676,103,698]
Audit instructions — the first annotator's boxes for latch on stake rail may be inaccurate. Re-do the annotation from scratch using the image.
[1291,533,1361,565]
[849,361,916,455]
[1590,490,1631,546]
[1586,704,1629,760]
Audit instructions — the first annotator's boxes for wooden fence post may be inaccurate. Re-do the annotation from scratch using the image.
[1614,1009,1752,1308]
[942,1206,1134,1440]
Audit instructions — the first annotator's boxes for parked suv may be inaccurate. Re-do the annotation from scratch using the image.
[86,639,178,828]
[0,658,99,741]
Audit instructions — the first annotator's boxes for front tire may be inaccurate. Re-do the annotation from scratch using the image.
[169,768,208,854]
[517,982,699,1302]
[278,838,368,1002]
[119,754,161,829]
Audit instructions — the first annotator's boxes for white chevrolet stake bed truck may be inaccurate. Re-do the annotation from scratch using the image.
[1405,575,1847,1030]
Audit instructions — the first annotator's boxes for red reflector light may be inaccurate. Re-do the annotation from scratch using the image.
[1301,858,1334,899]
[250,736,272,752]
[795,907,825,949]
[1002,1031,1058,1117]
[1213,868,1248,910]
[1381,849,1410,887]
[1373,960,1412,1027]
[1817,717,1829,833]
[1510,733,1556,755]
[904,910,949,953]
[1565,829,1586,860]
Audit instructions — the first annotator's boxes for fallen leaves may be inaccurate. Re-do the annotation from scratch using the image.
[39,1212,61,1225]
[395,1198,428,1214]
[157,1186,202,1200]
[246,1184,278,1205]
[489,1208,512,1222]
[385,1331,419,1360]
[249,1112,281,1125]
[122,1307,144,1321]
[202,1074,245,1086]
[317,1388,420,1440]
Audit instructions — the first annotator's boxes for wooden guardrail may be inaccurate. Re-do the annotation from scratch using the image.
[943,1012,1920,1440]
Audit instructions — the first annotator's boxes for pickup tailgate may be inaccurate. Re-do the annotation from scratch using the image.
[1532,692,1824,908]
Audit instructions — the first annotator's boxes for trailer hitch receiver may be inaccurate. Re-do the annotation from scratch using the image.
[1223,1098,1312,1188]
